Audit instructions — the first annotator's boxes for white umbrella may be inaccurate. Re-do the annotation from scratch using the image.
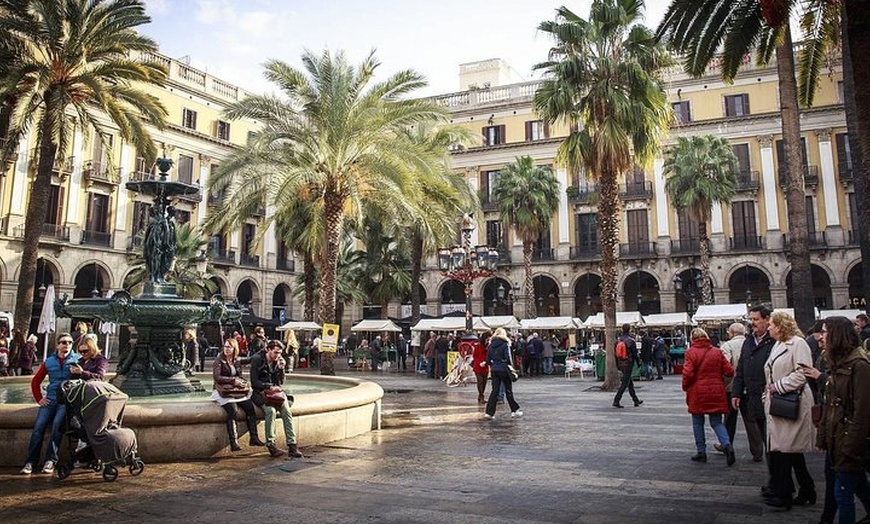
[37,284,56,361]
[100,290,117,358]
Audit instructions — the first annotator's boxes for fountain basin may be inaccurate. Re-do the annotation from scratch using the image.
[0,374,383,466]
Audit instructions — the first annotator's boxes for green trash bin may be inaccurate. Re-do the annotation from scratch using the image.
[594,352,605,381]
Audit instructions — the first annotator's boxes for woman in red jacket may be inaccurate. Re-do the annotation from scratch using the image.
[682,327,735,465]
[472,331,492,404]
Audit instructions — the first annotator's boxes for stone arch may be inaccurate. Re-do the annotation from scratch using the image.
[438,279,465,315]
[573,273,602,320]
[236,278,260,306]
[271,283,292,320]
[481,277,514,316]
[14,255,65,284]
[71,261,113,298]
[785,264,834,310]
[727,264,773,305]
[532,274,560,316]
[209,275,229,297]
[621,270,661,315]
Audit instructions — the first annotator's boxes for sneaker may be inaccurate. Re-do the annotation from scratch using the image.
[20,462,33,475]
[511,410,523,418]
[483,413,494,420]
[41,460,55,474]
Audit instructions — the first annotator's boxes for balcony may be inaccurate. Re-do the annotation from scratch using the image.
[277,258,296,272]
[82,161,120,185]
[838,163,853,185]
[619,242,657,258]
[729,235,764,251]
[670,239,701,255]
[81,230,112,247]
[619,181,652,201]
[129,170,156,182]
[736,170,760,192]
[12,223,70,241]
[778,164,819,187]
[495,246,511,265]
[176,185,203,203]
[567,184,598,204]
[479,190,498,211]
[782,231,828,250]
[211,249,236,266]
[531,248,555,261]
[239,253,260,268]
[569,245,601,260]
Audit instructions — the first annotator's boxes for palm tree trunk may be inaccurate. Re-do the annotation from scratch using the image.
[698,220,712,305]
[777,27,814,330]
[14,111,59,335]
[523,241,535,318]
[302,251,316,322]
[598,169,620,391]
[844,0,870,304]
[318,189,343,376]
[410,229,424,325]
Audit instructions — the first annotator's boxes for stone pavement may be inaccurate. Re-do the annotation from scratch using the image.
[0,364,847,523]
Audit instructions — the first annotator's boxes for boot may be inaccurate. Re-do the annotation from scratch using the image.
[246,418,265,446]
[288,443,303,458]
[267,444,286,458]
[226,420,242,452]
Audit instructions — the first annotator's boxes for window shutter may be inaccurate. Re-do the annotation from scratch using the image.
[543,123,550,139]
[498,125,506,144]
[742,94,750,115]
[525,121,532,141]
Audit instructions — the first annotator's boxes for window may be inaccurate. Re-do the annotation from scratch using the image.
[479,170,498,205]
[210,233,228,254]
[775,137,809,178]
[485,220,504,248]
[182,108,198,130]
[731,201,758,243]
[848,192,859,232]
[45,185,64,225]
[482,125,506,146]
[216,120,231,141]
[805,195,816,234]
[732,144,751,173]
[86,193,111,233]
[837,81,844,104]
[672,101,691,123]
[677,209,699,245]
[524,120,547,141]
[575,213,597,248]
[626,209,649,246]
[177,155,194,184]
[0,106,10,139]
[836,133,853,178]
[247,131,257,145]
[131,201,151,235]
[724,94,750,117]
[174,210,191,225]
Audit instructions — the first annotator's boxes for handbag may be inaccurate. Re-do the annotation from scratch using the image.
[262,385,288,408]
[769,390,802,420]
[506,364,519,382]
[217,378,250,399]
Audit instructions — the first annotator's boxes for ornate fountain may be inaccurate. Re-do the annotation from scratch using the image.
[56,158,242,395]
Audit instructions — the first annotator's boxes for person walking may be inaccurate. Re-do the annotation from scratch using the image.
[718,322,764,460]
[613,324,643,408]
[682,328,735,465]
[815,315,870,523]
[653,332,665,378]
[434,333,449,380]
[483,328,521,419]
[423,331,436,378]
[640,331,655,380]
[472,331,491,404]
[18,334,38,376]
[762,311,816,510]
[396,333,409,372]
[212,337,264,451]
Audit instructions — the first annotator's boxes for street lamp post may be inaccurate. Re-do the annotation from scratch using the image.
[437,214,499,341]
[673,270,704,315]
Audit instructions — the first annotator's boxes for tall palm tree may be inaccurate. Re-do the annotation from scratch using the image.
[664,136,739,304]
[656,0,832,330]
[207,49,444,331]
[534,0,671,389]
[125,222,217,299]
[356,216,413,320]
[0,0,168,333]
[492,156,561,319]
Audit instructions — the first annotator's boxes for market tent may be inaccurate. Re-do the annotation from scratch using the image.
[520,316,581,330]
[819,309,865,321]
[642,313,695,328]
[480,316,521,329]
[773,307,820,320]
[351,319,402,332]
[410,317,490,331]
[277,320,322,331]
[582,311,644,329]
[692,304,747,323]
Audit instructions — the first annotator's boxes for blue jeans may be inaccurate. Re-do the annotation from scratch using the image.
[26,403,67,465]
[835,470,870,524]
[691,413,730,453]
[436,353,447,379]
[543,357,553,375]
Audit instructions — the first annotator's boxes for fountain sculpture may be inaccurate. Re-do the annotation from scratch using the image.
[56,158,242,395]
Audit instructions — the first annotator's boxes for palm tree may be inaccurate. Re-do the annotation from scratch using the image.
[356,216,413,320]
[664,136,739,305]
[534,0,671,389]
[656,0,833,330]
[492,156,560,319]
[125,223,217,299]
[0,0,168,334]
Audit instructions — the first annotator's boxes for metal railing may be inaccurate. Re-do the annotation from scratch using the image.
[83,161,120,184]
[619,181,653,200]
[531,248,555,261]
[670,239,701,255]
[129,170,157,182]
[211,249,236,266]
[277,259,295,272]
[12,223,70,240]
[495,246,511,265]
[619,242,657,258]
[838,163,853,185]
[729,235,764,251]
[239,253,260,267]
[778,165,819,187]
[569,245,601,260]
[736,170,760,191]
[567,184,598,204]
[782,231,828,250]
[127,235,144,251]
[81,229,112,247]
[478,189,498,211]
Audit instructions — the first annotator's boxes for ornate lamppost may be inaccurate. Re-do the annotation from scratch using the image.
[437,213,499,341]
[673,270,704,315]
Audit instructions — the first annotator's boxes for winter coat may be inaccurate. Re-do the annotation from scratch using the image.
[17,341,37,371]
[719,335,745,393]
[763,336,815,453]
[731,331,776,420]
[682,338,733,414]
[486,338,512,373]
[817,347,870,472]
[249,351,285,407]
[471,341,488,375]
[78,354,108,380]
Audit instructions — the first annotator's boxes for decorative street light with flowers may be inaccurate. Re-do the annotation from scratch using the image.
[437,213,499,341]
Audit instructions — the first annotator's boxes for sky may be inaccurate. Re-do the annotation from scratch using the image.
[142,0,670,97]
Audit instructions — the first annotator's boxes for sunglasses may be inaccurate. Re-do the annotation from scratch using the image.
[58,340,73,345]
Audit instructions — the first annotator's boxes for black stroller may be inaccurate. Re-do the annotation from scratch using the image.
[58,379,144,481]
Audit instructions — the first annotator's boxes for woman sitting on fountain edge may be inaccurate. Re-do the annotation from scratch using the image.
[212,337,264,451]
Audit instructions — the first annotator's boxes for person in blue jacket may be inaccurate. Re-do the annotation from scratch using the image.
[484,328,522,419]
[20,333,79,475]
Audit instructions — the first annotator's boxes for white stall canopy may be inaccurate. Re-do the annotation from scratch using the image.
[692,304,748,323]
[642,313,695,328]
[277,321,322,331]
[520,316,582,330]
[583,311,644,329]
[819,309,866,321]
[480,316,521,329]
[351,319,403,332]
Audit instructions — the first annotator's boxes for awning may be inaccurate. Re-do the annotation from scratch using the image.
[351,319,403,332]
[583,312,644,329]
[520,316,581,330]
[773,307,820,320]
[276,320,322,331]
[819,309,866,321]
[480,316,521,329]
[692,304,748,323]
[642,313,695,328]
[410,317,490,332]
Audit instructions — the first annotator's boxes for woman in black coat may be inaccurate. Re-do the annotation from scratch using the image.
[484,327,522,420]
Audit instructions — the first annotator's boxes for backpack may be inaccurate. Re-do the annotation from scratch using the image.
[615,340,629,360]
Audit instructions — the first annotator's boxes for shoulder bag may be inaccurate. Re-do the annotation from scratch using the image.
[262,385,288,407]
[217,377,251,399]
[769,389,802,420]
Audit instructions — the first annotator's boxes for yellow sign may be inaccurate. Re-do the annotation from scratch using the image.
[321,323,339,353]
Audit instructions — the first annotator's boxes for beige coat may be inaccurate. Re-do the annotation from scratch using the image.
[763,336,815,453]
[720,335,745,392]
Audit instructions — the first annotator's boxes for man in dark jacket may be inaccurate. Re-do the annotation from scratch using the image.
[640,331,654,380]
[613,324,643,408]
[396,334,409,371]
[731,305,775,469]
[251,340,302,459]
[434,334,450,379]
[528,333,544,376]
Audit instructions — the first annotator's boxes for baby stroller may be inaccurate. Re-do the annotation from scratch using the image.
[57,379,144,481]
